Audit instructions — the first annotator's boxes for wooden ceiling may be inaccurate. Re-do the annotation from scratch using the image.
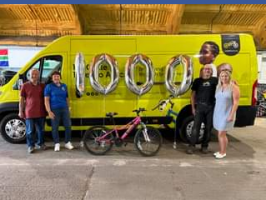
[0,4,266,49]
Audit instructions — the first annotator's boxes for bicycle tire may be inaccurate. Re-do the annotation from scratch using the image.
[83,126,114,155]
[134,126,162,157]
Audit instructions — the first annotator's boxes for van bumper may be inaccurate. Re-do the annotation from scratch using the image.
[235,105,257,127]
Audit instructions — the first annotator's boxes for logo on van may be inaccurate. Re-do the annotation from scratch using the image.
[222,35,240,56]
[223,41,239,49]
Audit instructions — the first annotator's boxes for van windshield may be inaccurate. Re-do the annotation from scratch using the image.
[0,70,17,86]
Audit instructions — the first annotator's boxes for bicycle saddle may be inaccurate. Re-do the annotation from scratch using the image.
[106,112,118,117]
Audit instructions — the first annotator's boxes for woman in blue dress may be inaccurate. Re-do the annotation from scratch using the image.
[213,67,240,159]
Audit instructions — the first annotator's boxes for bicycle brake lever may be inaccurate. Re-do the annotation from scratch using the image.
[152,99,168,111]
[140,108,147,112]
[159,100,167,111]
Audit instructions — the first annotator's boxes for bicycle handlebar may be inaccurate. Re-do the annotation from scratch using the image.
[152,95,175,111]
[132,108,147,116]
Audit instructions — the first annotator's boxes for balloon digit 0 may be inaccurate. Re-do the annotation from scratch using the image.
[125,54,154,96]
[89,54,119,95]
[165,55,193,97]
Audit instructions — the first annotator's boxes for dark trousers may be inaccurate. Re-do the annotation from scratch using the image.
[189,104,214,148]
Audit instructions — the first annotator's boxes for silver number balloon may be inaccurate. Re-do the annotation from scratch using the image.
[75,52,86,97]
[89,54,119,95]
[165,55,193,97]
[125,54,154,96]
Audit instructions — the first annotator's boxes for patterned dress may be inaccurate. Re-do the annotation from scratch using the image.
[213,86,235,131]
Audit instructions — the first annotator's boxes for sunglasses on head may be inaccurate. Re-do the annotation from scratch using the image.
[221,69,232,73]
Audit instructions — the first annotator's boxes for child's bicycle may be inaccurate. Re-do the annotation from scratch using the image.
[152,95,204,145]
[152,95,179,148]
[82,108,162,156]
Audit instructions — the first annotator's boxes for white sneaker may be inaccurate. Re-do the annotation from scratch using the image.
[54,143,60,152]
[213,152,220,156]
[65,142,74,150]
[215,152,226,159]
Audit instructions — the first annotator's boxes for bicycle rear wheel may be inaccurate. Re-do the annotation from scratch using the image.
[83,126,113,155]
[134,126,162,157]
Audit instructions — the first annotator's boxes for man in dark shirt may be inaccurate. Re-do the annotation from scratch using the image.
[187,64,218,154]
[19,69,47,154]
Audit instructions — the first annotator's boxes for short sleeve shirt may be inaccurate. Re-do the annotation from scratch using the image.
[210,63,217,77]
[191,77,218,105]
[44,83,68,110]
[20,82,46,118]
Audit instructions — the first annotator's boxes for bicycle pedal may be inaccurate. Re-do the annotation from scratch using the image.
[115,138,123,147]
[124,142,128,147]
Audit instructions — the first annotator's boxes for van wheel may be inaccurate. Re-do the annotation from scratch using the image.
[180,115,205,144]
[0,113,26,144]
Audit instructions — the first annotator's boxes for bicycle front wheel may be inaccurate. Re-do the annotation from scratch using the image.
[83,126,113,155]
[134,126,162,157]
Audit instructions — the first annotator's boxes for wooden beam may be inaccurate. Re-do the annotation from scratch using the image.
[166,4,185,34]
[0,35,58,46]
[0,4,70,9]
[184,4,266,14]
[184,4,222,13]
[179,24,256,34]
[86,23,167,32]
[253,17,266,49]
[70,5,82,35]
[88,30,168,35]
[80,4,173,12]
[0,20,77,30]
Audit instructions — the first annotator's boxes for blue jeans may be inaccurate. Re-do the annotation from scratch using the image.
[25,118,45,148]
[51,108,71,144]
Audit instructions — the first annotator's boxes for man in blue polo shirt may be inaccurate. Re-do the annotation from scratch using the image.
[44,71,74,152]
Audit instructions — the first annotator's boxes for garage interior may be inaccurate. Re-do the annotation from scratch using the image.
[0,4,266,49]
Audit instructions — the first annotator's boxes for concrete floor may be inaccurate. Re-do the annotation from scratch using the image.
[0,118,266,200]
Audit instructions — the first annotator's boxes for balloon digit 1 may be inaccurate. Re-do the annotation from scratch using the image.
[75,52,86,97]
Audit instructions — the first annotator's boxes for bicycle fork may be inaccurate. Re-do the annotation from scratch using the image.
[140,122,151,142]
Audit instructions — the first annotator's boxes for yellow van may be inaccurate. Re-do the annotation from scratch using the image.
[0,34,258,144]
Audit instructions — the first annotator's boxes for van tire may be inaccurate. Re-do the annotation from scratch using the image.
[0,113,26,144]
[180,115,204,144]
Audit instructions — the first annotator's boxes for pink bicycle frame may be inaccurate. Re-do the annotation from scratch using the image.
[97,116,142,143]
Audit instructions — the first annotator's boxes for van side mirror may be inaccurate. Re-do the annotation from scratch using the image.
[13,74,24,90]
[13,80,19,90]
